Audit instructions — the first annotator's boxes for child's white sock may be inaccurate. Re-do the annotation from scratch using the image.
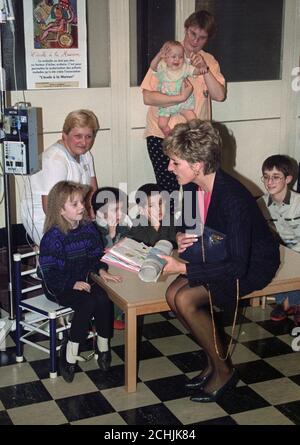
[97,336,109,352]
[66,340,79,364]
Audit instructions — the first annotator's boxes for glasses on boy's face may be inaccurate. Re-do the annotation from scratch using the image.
[261,175,285,184]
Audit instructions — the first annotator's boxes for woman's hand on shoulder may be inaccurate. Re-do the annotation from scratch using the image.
[99,269,122,283]
[176,232,198,253]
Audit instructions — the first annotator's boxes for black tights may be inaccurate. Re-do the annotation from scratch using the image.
[166,276,233,393]
[146,136,179,195]
[56,283,114,344]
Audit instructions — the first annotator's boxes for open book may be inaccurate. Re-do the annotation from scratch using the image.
[101,237,173,282]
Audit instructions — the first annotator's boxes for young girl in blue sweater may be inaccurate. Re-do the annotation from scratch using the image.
[38,181,122,383]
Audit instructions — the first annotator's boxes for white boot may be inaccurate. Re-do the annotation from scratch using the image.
[97,336,109,353]
[66,340,85,363]
[60,339,78,383]
[96,336,111,371]
[66,340,79,364]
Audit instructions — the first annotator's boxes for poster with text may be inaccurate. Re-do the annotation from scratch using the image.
[23,0,87,89]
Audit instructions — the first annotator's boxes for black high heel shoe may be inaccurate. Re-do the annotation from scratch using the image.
[185,372,212,389]
[190,369,239,403]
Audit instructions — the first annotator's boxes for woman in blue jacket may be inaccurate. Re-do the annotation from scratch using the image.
[160,119,280,403]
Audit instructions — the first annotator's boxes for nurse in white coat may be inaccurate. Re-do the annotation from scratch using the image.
[21,109,99,245]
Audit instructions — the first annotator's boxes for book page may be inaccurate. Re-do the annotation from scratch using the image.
[102,237,150,269]
[102,238,173,282]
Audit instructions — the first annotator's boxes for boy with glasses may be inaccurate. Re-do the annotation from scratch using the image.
[258,155,300,325]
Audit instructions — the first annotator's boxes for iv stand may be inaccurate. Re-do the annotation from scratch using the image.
[0,0,15,325]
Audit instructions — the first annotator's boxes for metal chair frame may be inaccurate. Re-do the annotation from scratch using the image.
[14,251,74,378]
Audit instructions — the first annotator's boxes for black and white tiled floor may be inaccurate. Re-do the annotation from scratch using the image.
[1,305,300,425]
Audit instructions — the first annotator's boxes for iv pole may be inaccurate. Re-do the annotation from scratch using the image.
[0,0,16,338]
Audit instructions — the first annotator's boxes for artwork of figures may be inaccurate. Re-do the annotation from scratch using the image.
[24,0,87,88]
[33,0,78,49]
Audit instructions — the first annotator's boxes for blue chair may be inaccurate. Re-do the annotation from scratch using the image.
[14,251,74,378]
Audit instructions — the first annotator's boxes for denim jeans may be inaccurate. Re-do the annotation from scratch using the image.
[275,291,300,306]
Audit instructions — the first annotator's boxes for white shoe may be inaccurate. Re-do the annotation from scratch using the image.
[30,273,42,281]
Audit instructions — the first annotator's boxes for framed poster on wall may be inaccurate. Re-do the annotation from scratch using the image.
[23,0,87,89]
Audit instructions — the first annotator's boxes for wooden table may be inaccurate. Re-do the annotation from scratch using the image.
[93,245,300,392]
[240,245,300,305]
[92,269,174,392]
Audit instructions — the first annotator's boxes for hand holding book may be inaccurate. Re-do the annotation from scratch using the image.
[101,237,173,282]
[138,240,173,282]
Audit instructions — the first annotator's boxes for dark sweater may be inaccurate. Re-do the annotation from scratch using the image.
[182,170,280,312]
[39,222,108,300]
[93,221,130,248]
[127,217,177,247]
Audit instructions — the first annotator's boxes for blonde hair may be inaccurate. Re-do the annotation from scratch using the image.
[163,119,222,175]
[164,40,184,51]
[44,181,90,234]
[62,109,99,136]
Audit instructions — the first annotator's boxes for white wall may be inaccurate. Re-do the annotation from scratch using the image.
[1,0,299,228]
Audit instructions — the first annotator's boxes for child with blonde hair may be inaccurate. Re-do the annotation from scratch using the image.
[150,40,206,136]
[38,181,121,383]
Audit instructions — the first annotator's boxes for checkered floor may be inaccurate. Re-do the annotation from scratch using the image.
[1,305,300,425]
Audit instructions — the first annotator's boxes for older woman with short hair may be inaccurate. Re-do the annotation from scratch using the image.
[21,109,99,245]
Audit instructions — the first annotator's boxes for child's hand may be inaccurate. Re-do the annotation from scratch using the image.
[190,52,209,74]
[73,281,91,292]
[99,269,123,283]
[160,42,172,59]
[179,78,193,101]
[87,205,96,220]
[108,225,117,240]
[150,43,172,71]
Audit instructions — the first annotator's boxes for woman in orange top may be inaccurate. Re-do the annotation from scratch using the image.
[141,10,225,197]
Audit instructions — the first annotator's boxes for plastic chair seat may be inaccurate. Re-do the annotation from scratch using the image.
[20,294,73,319]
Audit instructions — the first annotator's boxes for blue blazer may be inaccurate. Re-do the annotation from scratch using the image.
[181,169,280,312]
